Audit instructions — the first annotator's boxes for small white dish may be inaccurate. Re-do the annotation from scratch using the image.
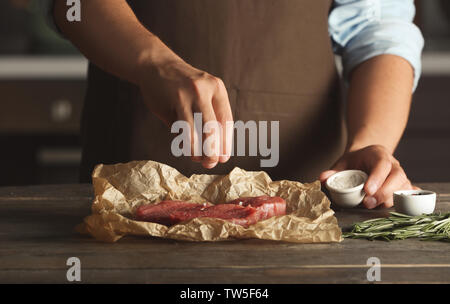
[393,190,436,216]
[325,170,368,208]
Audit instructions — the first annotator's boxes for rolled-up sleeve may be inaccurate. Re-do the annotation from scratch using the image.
[329,0,425,91]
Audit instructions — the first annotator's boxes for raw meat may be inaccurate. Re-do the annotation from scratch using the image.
[135,196,286,227]
[135,200,206,226]
[171,203,258,227]
[225,196,286,220]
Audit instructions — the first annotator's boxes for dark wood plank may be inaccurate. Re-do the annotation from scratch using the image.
[1,266,450,284]
[0,183,449,284]
[0,184,93,200]
[1,237,449,270]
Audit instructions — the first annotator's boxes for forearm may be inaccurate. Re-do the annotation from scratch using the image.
[53,0,181,84]
[346,54,414,154]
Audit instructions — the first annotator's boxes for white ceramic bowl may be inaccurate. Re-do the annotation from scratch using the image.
[393,190,436,216]
[325,170,368,208]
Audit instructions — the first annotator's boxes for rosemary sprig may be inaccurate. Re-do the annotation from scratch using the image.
[343,212,450,242]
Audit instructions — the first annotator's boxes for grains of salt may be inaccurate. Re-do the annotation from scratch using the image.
[330,174,364,189]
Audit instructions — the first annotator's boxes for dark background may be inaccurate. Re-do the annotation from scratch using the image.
[0,0,449,186]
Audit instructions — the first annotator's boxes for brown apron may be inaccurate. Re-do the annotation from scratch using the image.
[80,0,346,183]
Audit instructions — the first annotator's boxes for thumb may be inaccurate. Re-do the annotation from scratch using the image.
[319,170,339,183]
[319,159,348,183]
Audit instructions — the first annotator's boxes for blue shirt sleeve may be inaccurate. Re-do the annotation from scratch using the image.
[329,0,425,91]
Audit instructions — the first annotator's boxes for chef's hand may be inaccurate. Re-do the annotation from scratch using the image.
[138,58,233,169]
[53,0,232,169]
[319,145,419,209]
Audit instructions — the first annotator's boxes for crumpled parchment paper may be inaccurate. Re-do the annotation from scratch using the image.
[77,160,342,243]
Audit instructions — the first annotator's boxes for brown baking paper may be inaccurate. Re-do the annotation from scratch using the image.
[77,160,342,243]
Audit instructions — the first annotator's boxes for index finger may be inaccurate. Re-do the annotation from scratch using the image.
[211,79,233,163]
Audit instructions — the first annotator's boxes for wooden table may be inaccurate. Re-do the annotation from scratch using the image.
[0,183,449,284]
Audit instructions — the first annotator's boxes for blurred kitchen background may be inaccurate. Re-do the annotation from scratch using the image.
[0,0,449,186]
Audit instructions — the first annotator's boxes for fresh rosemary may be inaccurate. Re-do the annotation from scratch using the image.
[343,212,450,242]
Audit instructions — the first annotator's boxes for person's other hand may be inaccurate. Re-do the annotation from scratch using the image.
[319,145,419,209]
[138,58,233,169]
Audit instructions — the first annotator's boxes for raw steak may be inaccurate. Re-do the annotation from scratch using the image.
[225,196,286,220]
[135,200,206,226]
[170,203,258,227]
[135,196,287,227]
